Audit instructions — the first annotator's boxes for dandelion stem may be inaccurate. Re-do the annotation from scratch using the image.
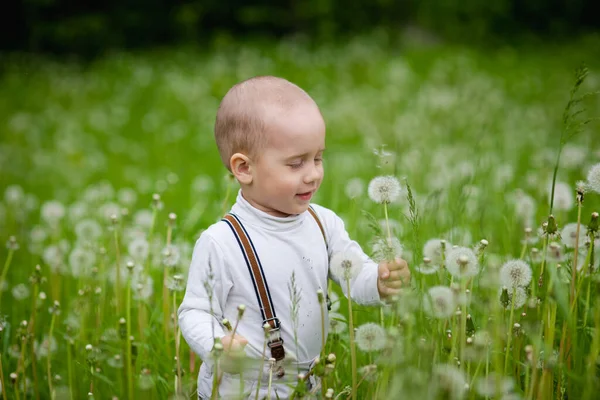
[114,228,122,315]
[0,351,7,400]
[173,292,182,396]
[504,287,517,375]
[255,334,268,400]
[47,312,57,400]
[571,200,583,304]
[67,340,75,400]
[126,276,134,400]
[347,278,357,400]
[0,248,15,309]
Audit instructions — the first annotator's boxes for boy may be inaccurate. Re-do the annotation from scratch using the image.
[178,76,410,399]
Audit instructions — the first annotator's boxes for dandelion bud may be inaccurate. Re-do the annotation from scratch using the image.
[39,291,47,300]
[327,353,336,363]
[152,193,161,207]
[466,337,473,344]
[10,372,17,383]
[423,257,431,264]
[480,239,488,247]
[545,215,558,236]
[86,344,93,351]
[500,287,510,308]
[313,356,320,365]
[222,319,232,331]
[119,317,126,324]
[168,213,177,223]
[213,342,223,351]
[325,388,334,398]
[237,304,246,316]
[126,261,135,272]
[589,212,599,234]
[6,236,19,251]
[298,373,306,381]
[317,289,324,303]
[524,227,533,234]
[110,214,118,224]
[263,323,271,334]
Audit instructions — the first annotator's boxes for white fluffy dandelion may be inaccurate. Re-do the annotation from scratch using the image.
[41,200,66,226]
[549,181,574,211]
[445,247,479,279]
[12,283,31,301]
[511,190,537,227]
[132,274,154,301]
[424,286,457,319]
[355,323,387,352]
[560,223,587,248]
[587,163,600,194]
[128,237,150,261]
[133,209,154,230]
[431,364,467,400]
[423,238,449,266]
[75,219,103,243]
[161,245,181,267]
[371,237,403,263]
[68,247,96,278]
[344,178,365,199]
[499,286,527,309]
[367,176,402,204]
[499,260,532,288]
[475,373,515,397]
[34,335,58,358]
[329,312,347,335]
[330,251,363,281]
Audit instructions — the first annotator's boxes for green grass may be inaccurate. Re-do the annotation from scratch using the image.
[1,32,600,399]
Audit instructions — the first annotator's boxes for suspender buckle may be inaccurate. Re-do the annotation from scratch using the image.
[268,338,286,361]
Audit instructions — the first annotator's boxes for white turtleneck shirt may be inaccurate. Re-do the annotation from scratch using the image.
[178,190,381,398]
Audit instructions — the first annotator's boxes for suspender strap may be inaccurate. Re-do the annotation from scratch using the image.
[222,207,329,371]
[307,206,327,249]
[222,214,286,365]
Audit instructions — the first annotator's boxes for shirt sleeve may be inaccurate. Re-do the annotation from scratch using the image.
[315,206,382,306]
[178,232,232,366]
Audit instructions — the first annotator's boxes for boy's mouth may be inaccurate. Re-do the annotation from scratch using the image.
[296,191,313,201]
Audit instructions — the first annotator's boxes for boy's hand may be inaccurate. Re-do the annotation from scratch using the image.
[377,257,410,298]
[221,334,248,352]
[219,334,249,373]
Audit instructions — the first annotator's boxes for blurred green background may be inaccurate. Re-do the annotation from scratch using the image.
[3,0,600,57]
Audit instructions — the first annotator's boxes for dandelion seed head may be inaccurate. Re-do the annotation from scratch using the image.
[560,223,586,248]
[4,185,25,206]
[330,251,363,281]
[75,219,103,243]
[117,188,138,207]
[69,247,96,278]
[41,200,66,225]
[475,373,515,397]
[499,259,532,288]
[423,238,449,266]
[133,209,154,230]
[371,236,403,263]
[446,247,479,279]
[549,181,574,211]
[128,237,150,261]
[499,286,527,309]
[34,335,58,358]
[12,283,30,301]
[345,178,365,199]
[329,312,347,335]
[586,163,600,194]
[355,323,386,352]
[424,286,457,319]
[162,245,181,268]
[431,364,467,400]
[367,176,402,204]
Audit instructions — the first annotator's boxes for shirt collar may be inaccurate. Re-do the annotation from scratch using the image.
[230,190,306,231]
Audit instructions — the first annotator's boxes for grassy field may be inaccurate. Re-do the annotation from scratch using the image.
[1,32,600,399]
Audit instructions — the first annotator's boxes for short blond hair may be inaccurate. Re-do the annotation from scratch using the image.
[214,76,316,171]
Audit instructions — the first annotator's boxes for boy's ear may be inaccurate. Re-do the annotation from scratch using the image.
[230,153,253,184]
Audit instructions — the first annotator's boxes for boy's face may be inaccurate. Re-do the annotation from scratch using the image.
[245,102,326,217]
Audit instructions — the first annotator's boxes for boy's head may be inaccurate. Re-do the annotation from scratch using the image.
[215,76,326,217]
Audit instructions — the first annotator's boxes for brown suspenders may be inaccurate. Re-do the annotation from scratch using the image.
[222,206,327,377]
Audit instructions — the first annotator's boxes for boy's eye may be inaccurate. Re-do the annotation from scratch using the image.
[315,157,323,163]
[289,160,304,169]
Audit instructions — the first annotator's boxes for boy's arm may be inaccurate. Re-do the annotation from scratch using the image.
[319,208,382,305]
[178,233,233,366]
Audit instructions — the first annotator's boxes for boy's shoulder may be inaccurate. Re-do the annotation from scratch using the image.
[309,203,344,228]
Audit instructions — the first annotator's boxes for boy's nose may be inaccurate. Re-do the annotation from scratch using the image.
[303,163,322,184]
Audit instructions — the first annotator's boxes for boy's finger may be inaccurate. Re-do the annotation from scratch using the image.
[378,263,390,279]
[387,258,408,271]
